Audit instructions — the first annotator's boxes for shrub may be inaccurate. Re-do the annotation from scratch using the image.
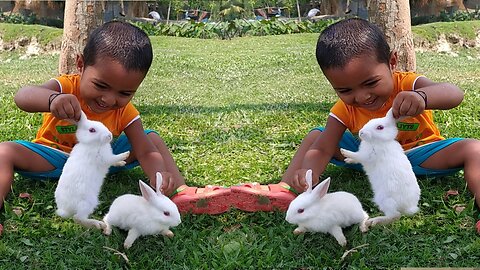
[132,18,336,40]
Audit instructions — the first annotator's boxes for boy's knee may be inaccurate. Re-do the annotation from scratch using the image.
[305,129,322,141]
[454,139,480,157]
[0,142,19,157]
[464,139,480,158]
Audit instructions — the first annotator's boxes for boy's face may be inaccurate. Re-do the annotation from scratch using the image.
[76,55,145,114]
[323,52,397,111]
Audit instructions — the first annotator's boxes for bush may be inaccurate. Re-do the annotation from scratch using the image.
[132,18,336,40]
[412,9,480,25]
[0,13,63,28]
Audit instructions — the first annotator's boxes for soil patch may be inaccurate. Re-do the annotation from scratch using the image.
[0,35,61,58]
[413,30,480,56]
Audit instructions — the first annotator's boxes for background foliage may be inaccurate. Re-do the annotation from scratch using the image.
[0,22,479,268]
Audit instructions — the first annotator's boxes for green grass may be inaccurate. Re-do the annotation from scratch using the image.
[1,25,480,269]
[412,20,480,46]
[0,22,62,47]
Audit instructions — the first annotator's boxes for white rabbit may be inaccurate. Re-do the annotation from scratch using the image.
[285,169,369,247]
[103,172,181,249]
[340,108,420,227]
[54,111,130,229]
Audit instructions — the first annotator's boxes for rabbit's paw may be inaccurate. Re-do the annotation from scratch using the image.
[344,157,355,164]
[336,237,347,247]
[293,227,306,235]
[162,229,174,238]
[359,218,369,233]
[119,151,130,160]
[113,160,127,167]
[330,226,347,247]
[340,148,352,157]
[340,148,356,163]
[103,225,112,235]
[124,241,133,250]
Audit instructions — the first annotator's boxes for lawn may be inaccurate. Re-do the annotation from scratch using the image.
[0,24,479,269]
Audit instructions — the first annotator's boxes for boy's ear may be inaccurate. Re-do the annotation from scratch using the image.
[389,50,398,71]
[76,54,85,73]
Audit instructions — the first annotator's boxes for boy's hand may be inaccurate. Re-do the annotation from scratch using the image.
[49,93,82,122]
[391,90,426,119]
[152,171,176,196]
[291,169,320,192]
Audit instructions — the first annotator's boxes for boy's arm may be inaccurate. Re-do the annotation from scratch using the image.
[15,79,61,112]
[123,119,173,193]
[392,76,464,119]
[414,76,464,110]
[15,79,82,121]
[292,116,346,192]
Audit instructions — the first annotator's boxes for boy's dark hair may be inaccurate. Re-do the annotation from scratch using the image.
[83,21,153,74]
[316,18,390,71]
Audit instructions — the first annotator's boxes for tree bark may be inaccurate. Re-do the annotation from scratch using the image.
[368,0,416,72]
[58,0,104,75]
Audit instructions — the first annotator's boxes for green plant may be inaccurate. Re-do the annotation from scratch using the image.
[0,13,36,25]
[132,18,336,40]
[412,10,480,25]
[0,12,63,28]
[1,23,479,269]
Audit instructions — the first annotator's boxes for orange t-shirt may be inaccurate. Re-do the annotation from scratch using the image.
[32,74,140,153]
[330,71,444,150]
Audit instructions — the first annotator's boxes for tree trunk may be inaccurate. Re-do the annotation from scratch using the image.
[296,0,301,21]
[121,1,148,18]
[368,0,416,72]
[12,0,26,14]
[58,0,104,75]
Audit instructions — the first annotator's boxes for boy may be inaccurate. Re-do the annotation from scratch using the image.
[0,21,230,214]
[232,18,480,213]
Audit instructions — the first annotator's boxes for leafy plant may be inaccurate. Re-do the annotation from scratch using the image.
[133,18,336,40]
[1,22,479,269]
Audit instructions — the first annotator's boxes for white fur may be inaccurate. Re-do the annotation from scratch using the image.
[103,172,181,249]
[54,111,129,229]
[285,169,369,247]
[340,108,420,227]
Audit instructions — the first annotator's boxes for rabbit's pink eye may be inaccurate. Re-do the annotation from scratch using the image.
[376,125,384,130]
[89,128,96,133]
[297,208,304,214]
[164,211,170,216]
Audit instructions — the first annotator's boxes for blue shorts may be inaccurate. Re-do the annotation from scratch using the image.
[313,127,463,177]
[14,130,156,180]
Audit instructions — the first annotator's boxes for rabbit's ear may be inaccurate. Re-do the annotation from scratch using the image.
[386,108,408,122]
[155,172,163,195]
[305,169,313,192]
[312,177,330,199]
[385,108,394,120]
[139,180,156,202]
[77,111,88,126]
